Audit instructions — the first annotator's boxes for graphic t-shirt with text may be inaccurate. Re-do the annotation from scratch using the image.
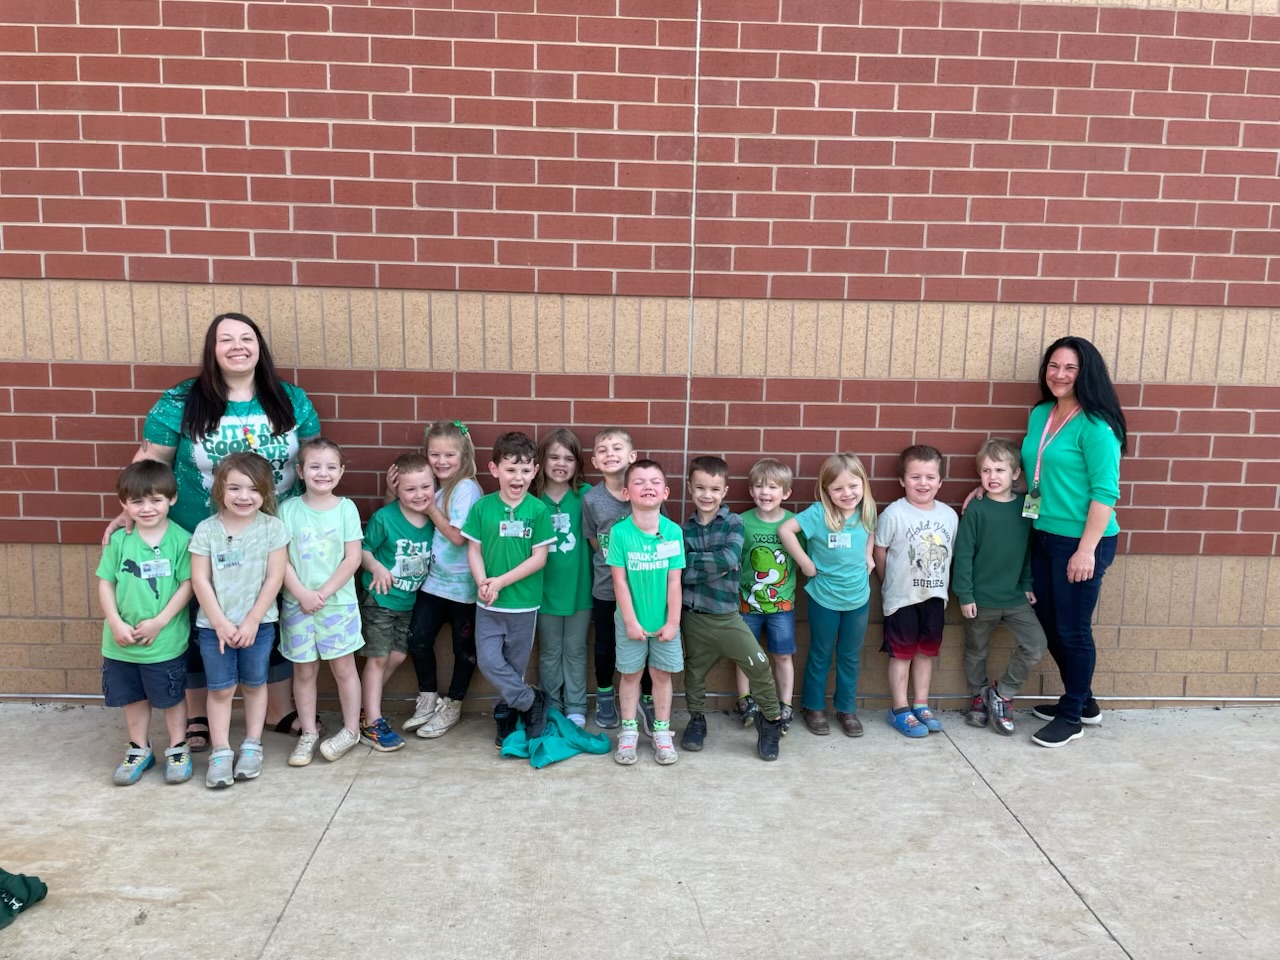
[875,498,960,617]
[143,379,320,533]
[737,508,798,616]
[362,501,435,611]
[605,514,686,634]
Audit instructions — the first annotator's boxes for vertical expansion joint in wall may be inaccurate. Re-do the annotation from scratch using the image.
[678,0,706,517]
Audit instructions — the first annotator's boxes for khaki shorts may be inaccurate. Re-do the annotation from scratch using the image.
[614,611,683,674]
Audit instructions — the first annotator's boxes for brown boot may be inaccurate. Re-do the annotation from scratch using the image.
[803,708,830,736]
[836,711,864,738]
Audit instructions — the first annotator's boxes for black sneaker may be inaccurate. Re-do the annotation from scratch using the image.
[522,689,548,740]
[735,695,759,729]
[756,713,781,762]
[680,712,707,752]
[638,697,656,736]
[1031,715,1083,748]
[1032,699,1102,726]
[493,703,517,749]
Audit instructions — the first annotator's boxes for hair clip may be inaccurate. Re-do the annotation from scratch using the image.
[453,420,469,436]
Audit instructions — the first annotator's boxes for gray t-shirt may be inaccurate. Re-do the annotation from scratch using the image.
[581,483,631,601]
[874,498,959,618]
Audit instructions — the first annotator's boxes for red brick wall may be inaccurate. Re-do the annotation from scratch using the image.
[4,360,1278,554]
[2,0,1280,306]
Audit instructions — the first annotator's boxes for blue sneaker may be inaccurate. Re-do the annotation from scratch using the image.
[912,706,943,733]
[113,743,154,785]
[360,716,406,753]
[886,709,929,739]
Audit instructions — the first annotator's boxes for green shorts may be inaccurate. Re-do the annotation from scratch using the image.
[359,594,413,658]
[614,611,683,675]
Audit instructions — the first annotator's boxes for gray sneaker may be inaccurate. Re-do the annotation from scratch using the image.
[163,744,192,784]
[984,685,1015,736]
[233,738,263,780]
[594,690,619,729]
[320,726,360,762]
[205,747,234,789]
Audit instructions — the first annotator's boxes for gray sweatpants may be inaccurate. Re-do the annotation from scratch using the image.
[475,607,538,712]
[538,610,591,716]
[962,602,1048,698]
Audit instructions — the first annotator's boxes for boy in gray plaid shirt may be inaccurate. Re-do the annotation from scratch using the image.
[678,456,783,761]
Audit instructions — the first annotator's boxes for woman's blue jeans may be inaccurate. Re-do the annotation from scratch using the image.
[1031,531,1118,724]
[801,598,869,714]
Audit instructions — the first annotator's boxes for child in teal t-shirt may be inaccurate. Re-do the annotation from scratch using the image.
[779,454,876,738]
[358,452,436,752]
[97,460,195,786]
[461,432,557,746]
[534,429,594,726]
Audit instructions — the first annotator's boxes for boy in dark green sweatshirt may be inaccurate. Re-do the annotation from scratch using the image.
[954,439,1048,736]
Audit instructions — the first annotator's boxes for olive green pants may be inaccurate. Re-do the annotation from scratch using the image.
[681,610,780,720]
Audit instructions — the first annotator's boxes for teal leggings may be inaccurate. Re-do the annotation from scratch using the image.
[801,598,869,714]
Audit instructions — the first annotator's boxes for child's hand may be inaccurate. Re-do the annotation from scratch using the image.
[132,618,163,644]
[960,603,977,619]
[369,564,392,594]
[656,622,678,642]
[385,463,400,495]
[961,486,985,512]
[214,620,238,654]
[478,578,500,605]
[109,621,135,647]
[1025,590,1037,606]
[623,619,646,642]
[233,616,262,649]
[299,590,327,614]
[800,561,817,578]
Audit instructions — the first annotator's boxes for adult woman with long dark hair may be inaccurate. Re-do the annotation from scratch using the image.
[104,313,320,750]
[1020,336,1126,748]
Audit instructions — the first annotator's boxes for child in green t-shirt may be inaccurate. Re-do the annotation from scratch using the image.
[358,452,436,753]
[461,432,556,747]
[533,428,593,727]
[96,460,194,786]
[605,460,686,766]
[735,457,799,733]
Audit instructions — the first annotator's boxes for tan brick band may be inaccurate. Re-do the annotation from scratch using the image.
[1,544,1276,701]
[2,280,1278,384]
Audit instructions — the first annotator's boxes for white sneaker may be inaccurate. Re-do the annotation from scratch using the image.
[614,729,639,765]
[416,696,462,739]
[653,730,678,765]
[403,692,440,732]
[320,727,360,762]
[288,732,319,767]
[566,713,586,728]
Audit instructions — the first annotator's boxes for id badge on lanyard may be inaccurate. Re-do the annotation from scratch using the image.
[1027,406,1078,520]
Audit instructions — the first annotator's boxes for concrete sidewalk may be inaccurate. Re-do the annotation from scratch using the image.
[0,702,1275,960]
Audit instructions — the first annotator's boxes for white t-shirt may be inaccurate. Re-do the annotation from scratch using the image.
[875,498,959,617]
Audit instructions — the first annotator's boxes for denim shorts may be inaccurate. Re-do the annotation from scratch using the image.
[741,609,797,655]
[198,622,276,691]
[102,654,187,709]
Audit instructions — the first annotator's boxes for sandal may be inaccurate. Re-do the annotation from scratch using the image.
[185,716,210,754]
[272,710,324,738]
